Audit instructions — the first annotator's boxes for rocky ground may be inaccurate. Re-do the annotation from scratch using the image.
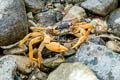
[0,0,120,80]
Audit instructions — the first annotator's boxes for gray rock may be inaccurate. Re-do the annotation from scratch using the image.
[106,8,120,36]
[35,9,57,27]
[47,62,98,80]
[75,41,120,80]
[0,56,17,80]
[24,0,44,14]
[28,68,47,80]
[63,6,87,21]
[0,0,28,46]
[81,0,118,16]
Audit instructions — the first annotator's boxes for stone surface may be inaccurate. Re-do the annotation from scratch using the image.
[47,62,98,80]
[35,9,57,27]
[28,68,47,80]
[12,55,34,74]
[0,56,17,80]
[63,6,87,21]
[81,0,118,16]
[106,8,120,36]
[0,0,28,46]
[24,0,44,14]
[74,41,120,80]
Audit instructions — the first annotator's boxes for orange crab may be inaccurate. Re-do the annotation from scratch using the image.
[19,17,93,68]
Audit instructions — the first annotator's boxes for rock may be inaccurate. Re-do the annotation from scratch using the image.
[81,0,118,16]
[74,41,120,80]
[106,8,120,36]
[28,68,47,80]
[0,56,17,80]
[0,0,28,46]
[106,41,120,53]
[47,62,98,80]
[12,55,34,74]
[24,0,44,14]
[3,44,28,55]
[42,54,65,68]
[63,6,87,21]
[90,18,108,34]
[35,9,57,27]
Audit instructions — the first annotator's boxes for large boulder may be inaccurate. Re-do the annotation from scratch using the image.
[0,0,28,46]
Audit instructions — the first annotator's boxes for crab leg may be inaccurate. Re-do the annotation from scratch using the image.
[79,24,93,36]
[38,41,45,68]
[19,32,43,49]
[29,36,43,61]
[72,24,93,48]
[43,34,68,52]
[30,27,46,31]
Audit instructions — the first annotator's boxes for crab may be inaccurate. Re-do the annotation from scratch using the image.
[19,17,93,68]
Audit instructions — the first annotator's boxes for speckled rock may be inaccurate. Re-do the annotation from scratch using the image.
[12,55,34,74]
[35,9,57,27]
[47,62,98,80]
[0,0,28,46]
[24,0,44,14]
[63,6,87,21]
[74,41,120,80]
[81,0,118,16]
[106,8,120,36]
[0,56,17,80]
[28,68,47,80]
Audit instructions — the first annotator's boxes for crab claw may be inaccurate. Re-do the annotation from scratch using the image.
[43,34,68,52]
[45,42,68,52]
